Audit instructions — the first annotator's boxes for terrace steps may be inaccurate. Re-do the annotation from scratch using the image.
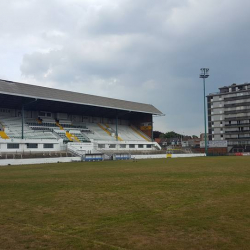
[0,130,9,139]
[130,125,151,142]
[105,123,123,141]
[65,131,80,142]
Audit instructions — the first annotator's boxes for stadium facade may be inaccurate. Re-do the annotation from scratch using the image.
[207,82,250,153]
[0,79,163,157]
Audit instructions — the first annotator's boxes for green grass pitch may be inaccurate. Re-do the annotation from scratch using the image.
[0,157,249,250]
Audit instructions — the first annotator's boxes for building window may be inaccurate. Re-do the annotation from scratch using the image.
[98,144,105,149]
[7,144,19,149]
[27,143,38,149]
[120,145,126,149]
[129,144,135,148]
[138,144,144,148]
[146,144,152,148]
[109,144,116,149]
[43,144,54,149]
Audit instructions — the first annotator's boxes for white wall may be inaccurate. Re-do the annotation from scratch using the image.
[0,153,206,166]
[171,154,206,158]
[0,138,63,153]
[133,154,166,159]
[0,157,81,166]
[67,142,95,155]
[95,140,160,150]
[133,153,205,159]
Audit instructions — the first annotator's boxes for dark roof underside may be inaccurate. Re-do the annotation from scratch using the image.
[0,93,151,120]
[0,80,162,115]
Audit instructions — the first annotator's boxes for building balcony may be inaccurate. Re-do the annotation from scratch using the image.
[225,116,250,121]
[228,140,250,146]
[226,137,250,141]
[224,108,250,115]
[225,123,250,127]
[225,130,250,134]
[224,94,250,101]
[224,101,250,108]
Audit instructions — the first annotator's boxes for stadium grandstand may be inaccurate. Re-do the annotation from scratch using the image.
[0,79,163,159]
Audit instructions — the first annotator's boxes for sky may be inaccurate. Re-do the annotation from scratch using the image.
[1,0,250,136]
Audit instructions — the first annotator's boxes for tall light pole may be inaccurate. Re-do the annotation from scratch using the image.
[199,68,209,156]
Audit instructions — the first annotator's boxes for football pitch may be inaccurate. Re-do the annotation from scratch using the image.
[0,157,249,250]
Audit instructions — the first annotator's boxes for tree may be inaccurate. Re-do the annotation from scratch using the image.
[153,131,164,139]
[163,131,182,138]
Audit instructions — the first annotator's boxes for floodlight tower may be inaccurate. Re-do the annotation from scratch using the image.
[199,68,209,156]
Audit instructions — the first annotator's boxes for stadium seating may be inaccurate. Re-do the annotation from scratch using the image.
[68,130,90,142]
[84,123,116,141]
[0,115,152,144]
[53,129,71,142]
[106,124,150,141]
[0,116,57,139]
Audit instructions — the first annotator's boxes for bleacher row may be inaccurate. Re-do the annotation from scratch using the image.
[0,116,151,142]
[0,116,57,140]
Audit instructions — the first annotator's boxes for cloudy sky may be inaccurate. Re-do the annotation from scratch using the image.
[0,0,250,135]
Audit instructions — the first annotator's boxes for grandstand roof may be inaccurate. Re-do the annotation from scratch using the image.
[0,79,163,115]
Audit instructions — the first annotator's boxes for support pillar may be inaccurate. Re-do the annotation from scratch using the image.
[151,118,154,142]
[22,105,24,139]
[116,115,118,141]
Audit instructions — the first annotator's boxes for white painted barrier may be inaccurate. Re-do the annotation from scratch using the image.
[132,153,205,160]
[0,157,81,166]
[0,153,206,166]
[172,154,206,158]
[133,154,166,159]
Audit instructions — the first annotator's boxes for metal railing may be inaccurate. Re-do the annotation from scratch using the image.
[225,123,250,127]
[225,130,250,134]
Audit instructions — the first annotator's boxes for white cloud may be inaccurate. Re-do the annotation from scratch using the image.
[0,0,250,135]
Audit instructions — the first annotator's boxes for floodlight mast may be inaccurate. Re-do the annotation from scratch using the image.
[199,68,209,156]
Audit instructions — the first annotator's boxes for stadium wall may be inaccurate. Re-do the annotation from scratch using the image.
[133,153,206,159]
[0,157,81,166]
[195,148,228,154]
[0,153,206,166]
[0,139,63,153]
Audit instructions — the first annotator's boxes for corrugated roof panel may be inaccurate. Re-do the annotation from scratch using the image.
[0,80,163,115]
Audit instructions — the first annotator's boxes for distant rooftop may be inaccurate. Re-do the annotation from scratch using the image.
[208,82,250,96]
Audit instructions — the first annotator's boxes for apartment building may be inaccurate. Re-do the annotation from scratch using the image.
[207,83,250,152]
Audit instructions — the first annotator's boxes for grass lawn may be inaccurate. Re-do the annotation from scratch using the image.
[0,157,249,250]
